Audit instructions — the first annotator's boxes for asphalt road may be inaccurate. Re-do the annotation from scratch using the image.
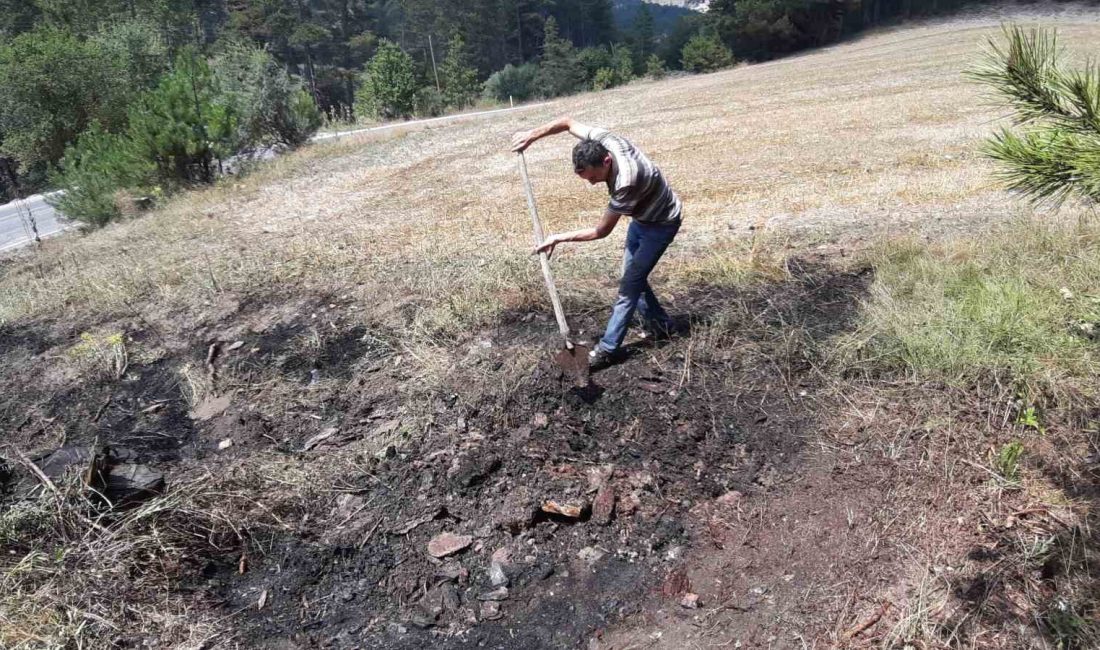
[0,101,548,255]
[0,192,70,253]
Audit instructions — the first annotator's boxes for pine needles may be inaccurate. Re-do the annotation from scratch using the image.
[969,25,1100,205]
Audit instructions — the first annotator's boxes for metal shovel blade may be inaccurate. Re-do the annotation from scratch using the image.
[553,343,590,387]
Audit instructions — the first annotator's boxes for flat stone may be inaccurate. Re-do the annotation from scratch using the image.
[541,499,588,519]
[578,546,605,566]
[591,484,616,525]
[478,587,509,602]
[427,532,473,558]
[681,592,701,609]
[480,601,503,621]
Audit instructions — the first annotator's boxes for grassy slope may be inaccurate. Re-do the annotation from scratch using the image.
[2,10,1100,650]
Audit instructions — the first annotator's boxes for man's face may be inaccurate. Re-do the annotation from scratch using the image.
[575,155,612,185]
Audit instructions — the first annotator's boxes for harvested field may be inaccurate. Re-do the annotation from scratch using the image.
[2,7,1099,650]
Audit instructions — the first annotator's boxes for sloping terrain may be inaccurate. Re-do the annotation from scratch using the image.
[1,9,1099,650]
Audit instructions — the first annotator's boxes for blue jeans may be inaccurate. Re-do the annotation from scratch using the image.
[598,219,680,353]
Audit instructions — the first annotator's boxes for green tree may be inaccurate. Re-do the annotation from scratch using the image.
[483,62,539,103]
[632,2,655,65]
[681,30,734,73]
[612,43,635,83]
[0,26,136,188]
[645,53,666,80]
[535,16,582,98]
[50,123,149,227]
[577,46,612,87]
[355,39,418,119]
[440,34,480,109]
[126,48,238,187]
[970,26,1100,205]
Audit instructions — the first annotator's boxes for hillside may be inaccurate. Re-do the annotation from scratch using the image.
[2,10,1099,650]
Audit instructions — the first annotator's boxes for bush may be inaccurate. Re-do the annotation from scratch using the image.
[50,124,148,227]
[646,53,667,79]
[592,67,616,91]
[414,86,445,118]
[483,63,539,103]
[212,42,321,150]
[355,40,418,120]
[682,32,735,73]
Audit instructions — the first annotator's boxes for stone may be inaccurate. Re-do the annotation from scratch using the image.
[480,601,503,621]
[218,438,234,450]
[531,413,549,429]
[716,490,743,507]
[427,532,473,558]
[448,453,501,489]
[434,562,469,584]
[680,593,701,609]
[591,484,616,525]
[478,587,509,601]
[488,561,509,587]
[541,499,588,519]
[577,546,605,566]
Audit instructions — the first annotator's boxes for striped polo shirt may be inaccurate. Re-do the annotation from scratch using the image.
[591,128,682,225]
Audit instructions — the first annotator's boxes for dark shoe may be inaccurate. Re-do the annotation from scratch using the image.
[588,346,619,371]
[640,321,674,342]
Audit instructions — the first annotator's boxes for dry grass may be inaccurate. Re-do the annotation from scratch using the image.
[4,9,1100,650]
[3,17,1100,343]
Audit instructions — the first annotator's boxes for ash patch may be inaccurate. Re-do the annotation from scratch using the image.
[215,264,872,648]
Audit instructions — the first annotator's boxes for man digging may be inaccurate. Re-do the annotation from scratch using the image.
[511,117,683,370]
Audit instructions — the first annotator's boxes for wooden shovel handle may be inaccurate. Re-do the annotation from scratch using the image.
[519,153,572,343]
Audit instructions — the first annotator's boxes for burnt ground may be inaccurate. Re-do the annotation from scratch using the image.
[3,259,1098,649]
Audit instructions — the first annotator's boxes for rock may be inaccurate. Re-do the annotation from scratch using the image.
[190,395,232,421]
[618,491,641,517]
[480,601,503,621]
[491,547,512,566]
[439,583,461,613]
[448,453,501,489]
[435,562,469,584]
[492,486,538,533]
[716,490,743,507]
[578,546,605,566]
[541,499,588,519]
[226,341,245,352]
[489,561,509,587]
[680,593,701,609]
[409,610,438,629]
[531,413,549,429]
[591,484,616,525]
[427,532,473,558]
[218,438,234,450]
[301,427,339,451]
[478,587,509,602]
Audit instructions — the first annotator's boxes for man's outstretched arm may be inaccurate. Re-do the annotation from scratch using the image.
[511,116,595,152]
[534,209,621,258]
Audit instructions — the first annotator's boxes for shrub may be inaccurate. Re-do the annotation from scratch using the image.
[355,40,418,120]
[682,32,735,73]
[483,63,539,103]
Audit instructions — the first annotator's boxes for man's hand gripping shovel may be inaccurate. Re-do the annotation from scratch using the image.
[518,152,590,387]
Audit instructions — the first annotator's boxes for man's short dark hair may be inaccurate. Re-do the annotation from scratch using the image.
[573,138,608,172]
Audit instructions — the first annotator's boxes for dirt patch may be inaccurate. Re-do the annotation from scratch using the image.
[199,263,873,648]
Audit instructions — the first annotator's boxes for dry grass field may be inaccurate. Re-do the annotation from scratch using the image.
[2,7,1100,650]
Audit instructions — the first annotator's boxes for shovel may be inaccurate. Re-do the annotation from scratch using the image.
[518,152,590,387]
